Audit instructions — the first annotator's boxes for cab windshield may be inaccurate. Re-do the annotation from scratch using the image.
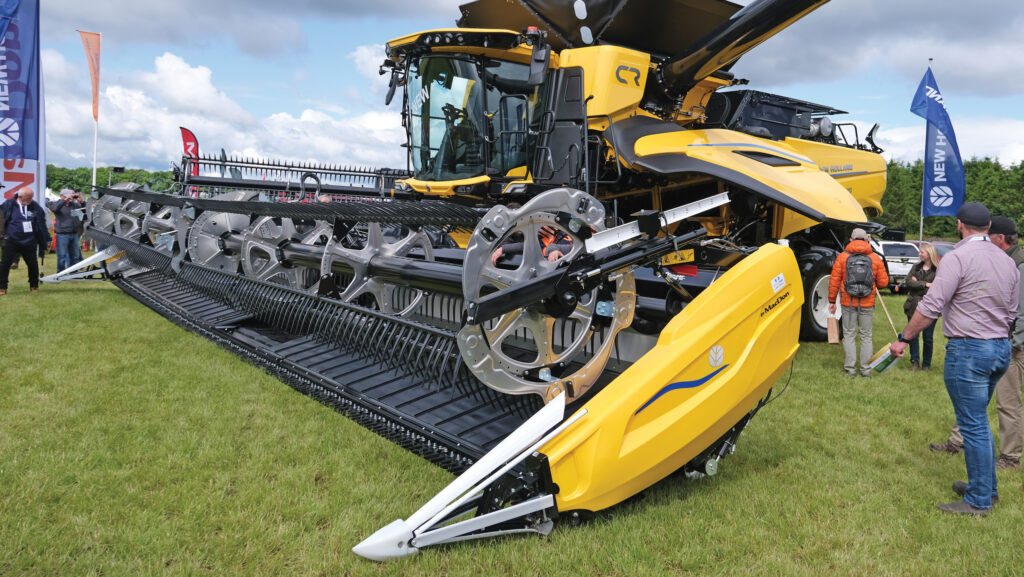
[407,55,540,182]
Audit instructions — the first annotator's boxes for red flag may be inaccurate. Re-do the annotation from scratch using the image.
[79,31,101,121]
[180,127,200,197]
[180,127,200,172]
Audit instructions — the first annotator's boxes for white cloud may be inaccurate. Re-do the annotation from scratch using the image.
[41,0,463,58]
[879,118,1024,166]
[43,51,406,172]
[732,0,1024,96]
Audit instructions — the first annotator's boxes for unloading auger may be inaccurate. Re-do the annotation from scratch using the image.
[80,0,891,562]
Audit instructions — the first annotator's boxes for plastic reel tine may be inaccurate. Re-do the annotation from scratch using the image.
[333,306,356,349]
[375,322,399,364]
[394,325,415,363]
[269,291,286,329]
[425,336,447,383]
[340,308,362,350]
[270,288,289,328]
[312,300,334,339]
[295,298,316,334]
[369,319,394,363]
[318,303,342,346]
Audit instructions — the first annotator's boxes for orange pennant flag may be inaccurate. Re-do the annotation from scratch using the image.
[79,31,101,121]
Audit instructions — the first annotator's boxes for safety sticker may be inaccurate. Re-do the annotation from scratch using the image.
[771,273,785,293]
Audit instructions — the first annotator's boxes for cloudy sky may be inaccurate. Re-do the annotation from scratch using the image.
[40,0,1024,173]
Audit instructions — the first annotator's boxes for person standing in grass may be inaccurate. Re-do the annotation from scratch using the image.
[902,243,940,371]
[828,228,888,378]
[0,190,51,295]
[46,188,85,272]
[929,216,1024,470]
[890,202,1018,516]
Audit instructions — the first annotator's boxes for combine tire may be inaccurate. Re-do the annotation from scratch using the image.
[797,247,838,341]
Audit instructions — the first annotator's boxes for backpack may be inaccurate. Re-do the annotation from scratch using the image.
[844,252,874,299]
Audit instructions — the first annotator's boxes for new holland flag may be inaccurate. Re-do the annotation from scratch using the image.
[0,0,45,202]
[910,68,965,217]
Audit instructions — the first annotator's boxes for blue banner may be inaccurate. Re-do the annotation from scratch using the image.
[910,68,965,217]
[0,0,39,160]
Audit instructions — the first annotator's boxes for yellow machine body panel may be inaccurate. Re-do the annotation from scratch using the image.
[541,242,802,513]
[777,137,888,236]
[558,45,650,126]
[399,175,491,197]
[632,128,869,225]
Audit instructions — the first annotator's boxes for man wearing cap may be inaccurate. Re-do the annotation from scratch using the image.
[891,202,1019,515]
[46,188,85,271]
[828,227,888,378]
[929,215,1024,470]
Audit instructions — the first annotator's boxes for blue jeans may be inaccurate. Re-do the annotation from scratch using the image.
[908,317,936,367]
[944,338,1012,509]
[56,233,82,271]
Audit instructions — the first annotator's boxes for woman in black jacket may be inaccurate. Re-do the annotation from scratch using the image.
[903,242,940,370]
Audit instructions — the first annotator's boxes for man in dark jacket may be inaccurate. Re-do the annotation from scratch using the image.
[46,188,85,271]
[0,190,52,294]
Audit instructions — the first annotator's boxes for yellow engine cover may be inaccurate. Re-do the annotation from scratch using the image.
[540,242,802,513]
[558,45,650,126]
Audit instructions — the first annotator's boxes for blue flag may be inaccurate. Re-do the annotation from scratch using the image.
[910,68,965,217]
[917,68,962,218]
[0,0,39,160]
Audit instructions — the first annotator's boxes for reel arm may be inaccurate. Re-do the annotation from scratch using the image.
[465,227,708,326]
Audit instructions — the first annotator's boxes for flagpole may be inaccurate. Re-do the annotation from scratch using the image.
[91,119,98,189]
[919,58,933,242]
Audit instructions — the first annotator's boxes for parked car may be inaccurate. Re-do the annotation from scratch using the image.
[931,241,956,257]
[879,241,920,293]
[908,239,956,258]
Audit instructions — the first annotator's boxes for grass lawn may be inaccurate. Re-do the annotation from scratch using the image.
[2,259,1023,576]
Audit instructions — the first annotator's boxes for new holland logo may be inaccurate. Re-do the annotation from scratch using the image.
[0,118,21,147]
[930,186,954,208]
[708,346,724,368]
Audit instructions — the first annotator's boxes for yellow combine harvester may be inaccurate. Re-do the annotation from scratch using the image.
[80,0,887,561]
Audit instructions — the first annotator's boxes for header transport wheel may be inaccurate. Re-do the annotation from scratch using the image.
[458,188,635,402]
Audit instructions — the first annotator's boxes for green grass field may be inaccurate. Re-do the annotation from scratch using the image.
[2,259,1023,577]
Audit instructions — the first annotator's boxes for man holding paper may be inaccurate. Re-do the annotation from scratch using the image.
[890,202,1018,516]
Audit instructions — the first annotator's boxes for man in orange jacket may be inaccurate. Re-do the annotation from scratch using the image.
[828,228,889,377]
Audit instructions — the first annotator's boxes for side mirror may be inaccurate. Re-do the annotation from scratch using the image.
[380,59,401,106]
[385,69,399,106]
[865,123,882,153]
[528,43,550,86]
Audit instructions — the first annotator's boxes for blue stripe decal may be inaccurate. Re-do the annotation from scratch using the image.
[635,364,730,415]
[828,171,868,178]
[687,143,814,165]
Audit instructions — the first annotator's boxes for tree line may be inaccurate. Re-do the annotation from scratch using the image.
[877,158,1024,240]
[45,165,176,197]
[44,158,1024,240]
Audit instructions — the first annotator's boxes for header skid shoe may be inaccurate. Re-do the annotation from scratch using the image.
[353,393,581,561]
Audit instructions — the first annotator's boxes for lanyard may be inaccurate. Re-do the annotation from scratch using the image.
[19,203,27,218]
